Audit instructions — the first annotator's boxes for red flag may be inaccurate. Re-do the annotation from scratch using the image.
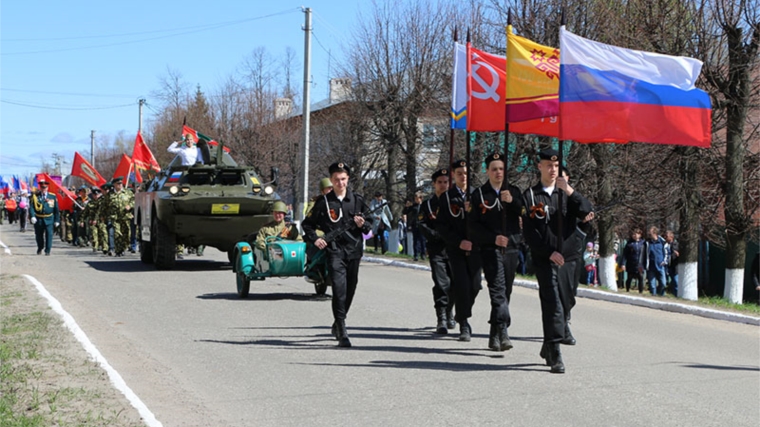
[71,152,106,187]
[131,132,160,180]
[511,116,559,137]
[183,124,231,153]
[113,154,142,183]
[36,173,76,211]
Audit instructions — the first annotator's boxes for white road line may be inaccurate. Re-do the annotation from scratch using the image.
[22,274,163,427]
[0,239,11,255]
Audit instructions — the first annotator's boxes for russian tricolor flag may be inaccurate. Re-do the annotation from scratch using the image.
[559,28,711,147]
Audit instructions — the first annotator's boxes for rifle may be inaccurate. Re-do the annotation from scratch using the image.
[306,201,388,259]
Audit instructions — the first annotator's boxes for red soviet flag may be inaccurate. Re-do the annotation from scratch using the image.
[71,152,106,187]
[131,131,160,181]
[112,153,142,184]
[467,44,506,132]
[37,173,76,211]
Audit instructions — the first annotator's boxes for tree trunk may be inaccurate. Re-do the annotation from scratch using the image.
[722,25,751,304]
[590,145,617,291]
[678,147,700,301]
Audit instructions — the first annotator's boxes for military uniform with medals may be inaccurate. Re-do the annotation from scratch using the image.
[30,179,60,255]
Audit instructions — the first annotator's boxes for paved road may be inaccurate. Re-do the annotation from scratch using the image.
[2,225,758,427]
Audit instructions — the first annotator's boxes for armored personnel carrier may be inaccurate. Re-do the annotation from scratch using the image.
[135,143,280,270]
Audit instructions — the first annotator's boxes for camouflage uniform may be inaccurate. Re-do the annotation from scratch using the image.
[255,219,302,251]
[98,190,111,253]
[107,187,134,255]
[83,194,102,252]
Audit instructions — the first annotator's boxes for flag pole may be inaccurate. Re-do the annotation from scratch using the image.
[557,7,566,254]
[465,28,472,255]
[449,25,458,188]
[502,10,512,251]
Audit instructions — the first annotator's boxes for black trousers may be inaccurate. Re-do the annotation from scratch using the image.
[481,248,518,327]
[327,255,361,320]
[428,249,452,309]
[447,248,482,323]
[535,259,577,343]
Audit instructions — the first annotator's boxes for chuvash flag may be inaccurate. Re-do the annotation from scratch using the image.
[559,27,711,147]
[71,152,107,187]
[505,25,559,123]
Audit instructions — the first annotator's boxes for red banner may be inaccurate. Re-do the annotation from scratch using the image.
[131,132,160,180]
[467,44,506,132]
[36,173,76,211]
[71,152,106,187]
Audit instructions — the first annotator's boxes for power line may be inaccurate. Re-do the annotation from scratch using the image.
[0,88,138,98]
[2,8,300,56]
[1,99,135,110]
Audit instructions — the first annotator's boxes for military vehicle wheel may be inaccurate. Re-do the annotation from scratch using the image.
[152,216,176,270]
[236,271,250,298]
[138,215,154,264]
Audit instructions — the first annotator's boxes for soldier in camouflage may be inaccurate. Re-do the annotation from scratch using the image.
[107,177,134,256]
[83,186,103,252]
[98,183,112,254]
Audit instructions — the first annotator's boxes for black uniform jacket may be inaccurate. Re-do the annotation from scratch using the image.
[436,186,478,253]
[522,183,593,263]
[302,188,372,260]
[468,182,524,253]
[418,194,446,254]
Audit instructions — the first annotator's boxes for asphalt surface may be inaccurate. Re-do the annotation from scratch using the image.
[1,225,759,427]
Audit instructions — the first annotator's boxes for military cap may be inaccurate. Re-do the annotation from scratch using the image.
[38,177,49,184]
[451,159,467,171]
[328,162,351,176]
[431,168,449,181]
[111,177,124,185]
[538,149,560,162]
[78,185,88,191]
[272,201,288,213]
[91,186,102,194]
[319,177,333,191]
[485,152,505,168]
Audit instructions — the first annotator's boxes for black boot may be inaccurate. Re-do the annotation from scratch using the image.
[539,342,552,366]
[335,319,351,348]
[435,307,448,335]
[445,307,456,329]
[458,320,471,342]
[331,321,338,340]
[561,321,576,346]
[550,343,565,374]
[488,323,501,351]
[498,323,513,351]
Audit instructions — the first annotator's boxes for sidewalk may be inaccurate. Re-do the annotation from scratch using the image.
[363,255,760,326]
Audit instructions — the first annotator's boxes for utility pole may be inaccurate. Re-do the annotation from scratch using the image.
[90,130,96,166]
[298,7,312,221]
[138,98,145,133]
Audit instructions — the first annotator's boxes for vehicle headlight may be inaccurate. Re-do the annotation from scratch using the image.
[169,186,180,195]
[181,186,190,194]
[252,185,261,193]
[264,186,274,195]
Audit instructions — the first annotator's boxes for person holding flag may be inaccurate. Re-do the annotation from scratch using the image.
[30,177,60,256]
[168,132,202,166]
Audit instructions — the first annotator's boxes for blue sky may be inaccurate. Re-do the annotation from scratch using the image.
[0,0,371,180]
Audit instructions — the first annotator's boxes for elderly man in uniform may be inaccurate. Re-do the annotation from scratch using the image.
[522,149,593,374]
[436,159,482,342]
[468,153,524,352]
[418,168,456,334]
[30,177,60,255]
[302,162,372,348]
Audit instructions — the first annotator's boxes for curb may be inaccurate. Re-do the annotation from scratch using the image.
[363,256,760,326]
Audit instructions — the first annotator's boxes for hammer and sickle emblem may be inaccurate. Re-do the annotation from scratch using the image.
[471,57,500,102]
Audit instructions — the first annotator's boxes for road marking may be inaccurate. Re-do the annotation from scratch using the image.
[0,239,11,255]
[22,274,163,427]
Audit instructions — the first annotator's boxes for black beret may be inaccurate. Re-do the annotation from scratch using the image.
[451,159,467,171]
[485,152,505,168]
[328,162,351,176]
[538,149,560,161]
[432,168,449,180]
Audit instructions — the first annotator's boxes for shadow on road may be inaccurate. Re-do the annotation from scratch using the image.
[680,363,760,372]
[85,259,230,272]
[305,360,547,373]
[197,292,330,302]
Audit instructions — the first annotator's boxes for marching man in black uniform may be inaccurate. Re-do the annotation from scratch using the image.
[468,153,524,351]
[29,177,60,256]
[522,149,593,374]
[302,162,372,348]
[436,160,482,342]
[418,168,456,334]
